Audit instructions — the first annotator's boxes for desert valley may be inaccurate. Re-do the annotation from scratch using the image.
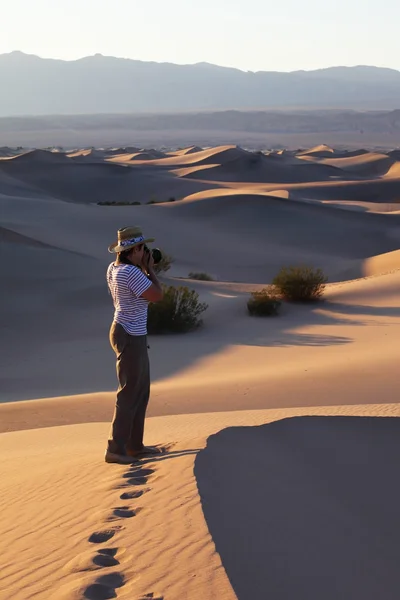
[1,139,400,599]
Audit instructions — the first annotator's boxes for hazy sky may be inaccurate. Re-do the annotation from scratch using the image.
[1,0,399,72]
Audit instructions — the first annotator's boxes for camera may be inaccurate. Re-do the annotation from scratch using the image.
[144,245,162,264]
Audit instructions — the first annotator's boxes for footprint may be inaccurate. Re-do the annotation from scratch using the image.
[120,489,147,500]
[123,467,155,479]
[83,572,125,600]
[97,548,118,557]
[83,584,116,600]
[117,468,154,488]
[120,476,149,487]
[116,468,155,489]
[92,552,119,568]
[62,548,121,573]
[122,470,156,487]
[88,527,122,544]
[111,507,136,519]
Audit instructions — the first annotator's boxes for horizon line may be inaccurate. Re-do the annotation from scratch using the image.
[1,50,399,75]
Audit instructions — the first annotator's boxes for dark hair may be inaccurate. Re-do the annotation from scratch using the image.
[116,250,132,265]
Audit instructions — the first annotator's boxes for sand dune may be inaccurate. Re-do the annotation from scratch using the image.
[108,146,142,154]
[167,145,203,156]
[7,148,70,164]
[308,152,395,177]
[2,141,400,599]
[383,161,400,178]
[298,145,371,160]
[67,148,112,162]
[212,178,400,208]
[176,152,347,183]
[2,154,400,405]
[131,149,167,160]
[2,143,399,208]
[3,266,400,432]
[388,149,400,160]
[342,248,400,279]
[297,144,335,157]
[0,154,218,204]
[108,149,168,162]
[0,225,61,249]
[0,168,53,199]
[109,144,249,167]
[1,405,400,599]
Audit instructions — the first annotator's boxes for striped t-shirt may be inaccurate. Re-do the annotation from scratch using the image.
[106,262,152,335]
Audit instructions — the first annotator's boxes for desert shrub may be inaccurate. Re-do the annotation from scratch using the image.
[97,201,141,205]
[168,196,176,202]
[188,272,214,281]
[272,265,328,302]
[147,285,208,334]
[247,287,281,316]
[153,251,174,274]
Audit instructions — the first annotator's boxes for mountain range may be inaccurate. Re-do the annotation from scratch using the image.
[1,51,400,116]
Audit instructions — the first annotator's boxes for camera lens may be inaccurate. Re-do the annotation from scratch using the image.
[151,248,162,264]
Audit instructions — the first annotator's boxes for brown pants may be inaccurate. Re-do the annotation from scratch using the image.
[107,322,150,454]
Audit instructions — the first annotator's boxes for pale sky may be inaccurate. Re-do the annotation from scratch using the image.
[1,0,399,72]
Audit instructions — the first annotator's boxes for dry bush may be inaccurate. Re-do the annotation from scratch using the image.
[97,201,141,205]
[188,272,214,281]
[272,265,328,302]
[147,285,208,334]
[247,287,281,316]
[153,251,174,274]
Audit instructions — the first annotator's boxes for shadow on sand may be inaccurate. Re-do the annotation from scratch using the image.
[194,415,400,600]
[149,298,400,380]
[3,294,400,403]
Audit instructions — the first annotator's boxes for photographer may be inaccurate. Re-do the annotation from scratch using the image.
[105,226,163,464]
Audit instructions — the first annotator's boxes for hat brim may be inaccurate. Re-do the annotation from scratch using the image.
[108,237,155,253]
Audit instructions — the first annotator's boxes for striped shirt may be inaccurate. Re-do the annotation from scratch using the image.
[106,262,152,335]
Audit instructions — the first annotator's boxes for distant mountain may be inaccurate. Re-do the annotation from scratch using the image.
[0,51,400,116]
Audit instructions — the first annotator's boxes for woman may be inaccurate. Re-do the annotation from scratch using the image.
[105,225,164,464]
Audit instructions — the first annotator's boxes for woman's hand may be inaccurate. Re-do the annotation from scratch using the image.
[142,248,154,273]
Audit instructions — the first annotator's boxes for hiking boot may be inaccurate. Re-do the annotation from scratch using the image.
[104,450,139,464]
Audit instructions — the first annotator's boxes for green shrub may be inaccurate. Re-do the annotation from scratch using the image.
[247,287,281,316]
[153,251,174,274]
[147,285,208,334]
[272,265,328,302]
[188,272,214,281]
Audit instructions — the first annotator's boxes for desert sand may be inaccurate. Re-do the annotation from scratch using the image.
[1,143,400,599]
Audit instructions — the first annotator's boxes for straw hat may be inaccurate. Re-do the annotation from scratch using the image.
[108,226,155,253]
